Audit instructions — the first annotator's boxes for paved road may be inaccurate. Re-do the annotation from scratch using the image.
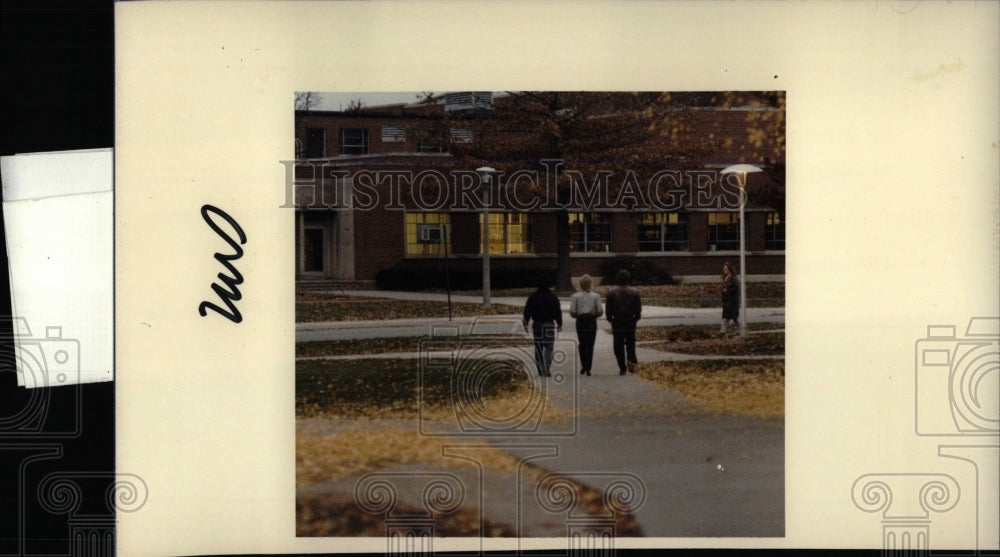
[296,290,785,538]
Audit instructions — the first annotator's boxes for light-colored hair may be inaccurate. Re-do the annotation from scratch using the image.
[579,274,592,291]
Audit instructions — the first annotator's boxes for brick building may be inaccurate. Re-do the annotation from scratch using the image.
[289,92,785,287]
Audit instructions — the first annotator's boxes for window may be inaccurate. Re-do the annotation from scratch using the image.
[569,213,612,253]
[450,128,473,143]
[338,128,369,155]
[444,92,493,111]
[638,213,689,252]
[765,212,785,250]
[381,125,406,143]
[707,212,740,251]
[304,128,325,158]
[405,213,451,255]
[478,213,532,254]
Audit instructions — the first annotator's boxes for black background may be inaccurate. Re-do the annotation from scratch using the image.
[1,1,115,555]
[0,1,871,555]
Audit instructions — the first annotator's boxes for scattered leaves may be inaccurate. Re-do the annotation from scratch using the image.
[637,359,784,418]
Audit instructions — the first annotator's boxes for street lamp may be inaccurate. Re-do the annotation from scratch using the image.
[477,166,496,308]
[721,164,762,337]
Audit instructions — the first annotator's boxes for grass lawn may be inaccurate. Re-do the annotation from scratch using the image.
[635,323,784,356]
[296,334,532,358]
[638,359,784,418]
[296,357,531,419]
[296,298,522,322]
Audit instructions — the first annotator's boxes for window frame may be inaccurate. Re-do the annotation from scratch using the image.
[478,212,533,255]
[765,211,785,251]
[707,212,740,251]
[569,212,612,253]
[637,212,689,252]
[338,127,370,155]
[404,212,451,256]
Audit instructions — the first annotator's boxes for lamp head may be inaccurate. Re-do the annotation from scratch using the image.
[720,164,763,176]
[476,166,496,182]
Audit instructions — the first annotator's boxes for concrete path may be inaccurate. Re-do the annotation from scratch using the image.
[296,290,784,538]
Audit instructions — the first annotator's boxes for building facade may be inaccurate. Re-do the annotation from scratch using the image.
[289,92,785,286]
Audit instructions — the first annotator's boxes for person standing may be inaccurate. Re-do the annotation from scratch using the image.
[522,272,562,377]
[569,274,603,376]
[720,262,740,334]
[605,269,641,375]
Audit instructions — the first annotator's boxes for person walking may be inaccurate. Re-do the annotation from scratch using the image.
[605,269,641,375]
[720,262,740,334]
[569,274,603,376]
[522,272,562,377]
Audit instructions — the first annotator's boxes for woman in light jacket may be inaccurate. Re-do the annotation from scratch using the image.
[569,274,603,376]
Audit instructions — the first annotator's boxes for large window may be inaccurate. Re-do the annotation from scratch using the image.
[405,213,451,255]
[638,213,689,252]
[707,212,740,251]
[304,128,325,158]
[338,128,369,155]
[765,212,785,250]
[479,213,532,254]
[569,213,612,253]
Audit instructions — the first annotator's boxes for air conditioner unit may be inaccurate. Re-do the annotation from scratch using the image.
[418,224,443,243]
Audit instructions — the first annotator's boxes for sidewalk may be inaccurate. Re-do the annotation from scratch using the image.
[295,290,785,538]
[296,289,784,339]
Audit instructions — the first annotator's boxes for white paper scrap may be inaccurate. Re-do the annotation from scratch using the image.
[1,148,113,387]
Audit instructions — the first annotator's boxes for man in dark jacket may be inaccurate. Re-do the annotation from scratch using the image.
[522,273,562,377]
[605,269,642,375]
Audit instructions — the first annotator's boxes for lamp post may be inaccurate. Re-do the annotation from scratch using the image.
[477,166,496,308]
[721,164,762,337]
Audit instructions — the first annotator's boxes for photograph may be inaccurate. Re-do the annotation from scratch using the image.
[108,2,998,554]
[291,91,787,539]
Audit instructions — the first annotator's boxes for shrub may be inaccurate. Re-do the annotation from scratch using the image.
[599,257,676,286]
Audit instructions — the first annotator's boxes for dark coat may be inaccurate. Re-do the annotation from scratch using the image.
[523,288,562,329]
[721,274,740,320]
[606,285,642,331]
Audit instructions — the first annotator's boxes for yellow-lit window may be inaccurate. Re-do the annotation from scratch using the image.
[405,212,451,255]
[478,213,532,254]
[765,212,785,250]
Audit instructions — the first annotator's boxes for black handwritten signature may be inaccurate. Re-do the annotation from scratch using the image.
[199,205,246,323]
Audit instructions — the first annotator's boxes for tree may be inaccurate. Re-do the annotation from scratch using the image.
[445,91,726,292]
[294,92,321,117]
[294,93,323,158]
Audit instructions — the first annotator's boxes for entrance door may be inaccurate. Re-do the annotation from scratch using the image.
[303,227,325,274]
